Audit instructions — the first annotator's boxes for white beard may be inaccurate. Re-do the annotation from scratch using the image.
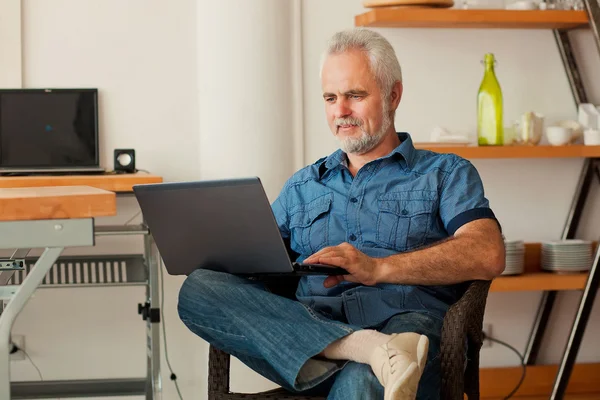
[335,105,393,155]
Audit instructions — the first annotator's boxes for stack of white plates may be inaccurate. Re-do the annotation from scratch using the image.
[541,240,593,273]
[503,240,525,275]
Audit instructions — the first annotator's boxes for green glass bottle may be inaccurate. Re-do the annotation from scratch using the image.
[477,53,503,146]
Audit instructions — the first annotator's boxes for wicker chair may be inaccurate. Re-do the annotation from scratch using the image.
[207,279,492,400]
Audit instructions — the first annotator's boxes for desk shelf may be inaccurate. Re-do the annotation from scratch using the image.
[355,9,589,29]
[6,255,148,288]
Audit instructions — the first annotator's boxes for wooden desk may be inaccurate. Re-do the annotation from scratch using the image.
[0,172,163,192]
[0,174,164,399]
[0,186,117,400]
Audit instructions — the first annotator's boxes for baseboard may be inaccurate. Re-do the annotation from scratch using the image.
[480,363,600,398]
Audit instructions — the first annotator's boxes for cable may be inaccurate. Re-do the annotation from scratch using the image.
[482,332,526,399]
[22,348,44,381]
[159,258,184,400]
[11,344,44,381]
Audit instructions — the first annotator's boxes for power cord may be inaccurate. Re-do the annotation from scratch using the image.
[482,332,526,399]
[159,258,184,400]
[10,342,44,381]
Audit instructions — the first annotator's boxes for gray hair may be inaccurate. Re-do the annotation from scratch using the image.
[320,28,402,96]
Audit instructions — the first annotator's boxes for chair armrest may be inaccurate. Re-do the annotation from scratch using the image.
[209,345,231,395]
[441,280,492,400]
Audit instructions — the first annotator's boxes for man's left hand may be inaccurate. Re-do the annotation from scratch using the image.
[304,242,382,288]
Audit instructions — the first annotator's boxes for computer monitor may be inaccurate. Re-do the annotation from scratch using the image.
[0,88,104,174]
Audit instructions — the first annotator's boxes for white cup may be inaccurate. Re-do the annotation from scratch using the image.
[546,126,571,146]
[584,129,600,145]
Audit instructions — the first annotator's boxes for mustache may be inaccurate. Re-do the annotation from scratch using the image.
[334,117,363,127]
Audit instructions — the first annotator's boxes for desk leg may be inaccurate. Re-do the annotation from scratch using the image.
[144,232,162,400]
[0,247,63,400]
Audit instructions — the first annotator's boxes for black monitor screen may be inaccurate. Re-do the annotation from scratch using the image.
[0,89,98,168]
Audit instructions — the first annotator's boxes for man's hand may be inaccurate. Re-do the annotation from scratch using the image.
[304,242,382,288]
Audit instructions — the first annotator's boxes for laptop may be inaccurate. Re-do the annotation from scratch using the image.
[132,177,347,276]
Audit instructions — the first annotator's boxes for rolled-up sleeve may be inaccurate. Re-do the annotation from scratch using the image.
[439,158,500,235]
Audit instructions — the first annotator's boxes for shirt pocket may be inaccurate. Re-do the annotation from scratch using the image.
[289,193,333,254]
[376,190,436,252]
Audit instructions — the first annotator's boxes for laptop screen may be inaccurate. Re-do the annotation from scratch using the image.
[0,89,99,168]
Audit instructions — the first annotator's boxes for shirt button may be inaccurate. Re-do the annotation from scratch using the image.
[349,234,357,241]
[350,197,358,203]
[401,209,409,215]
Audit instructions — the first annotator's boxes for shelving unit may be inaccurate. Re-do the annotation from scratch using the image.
[356,5,600,399]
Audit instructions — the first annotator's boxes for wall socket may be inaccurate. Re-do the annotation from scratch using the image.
[10,334,25,361]
[482,323,493,348]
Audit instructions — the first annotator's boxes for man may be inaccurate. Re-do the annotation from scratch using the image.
[178,28,505,400]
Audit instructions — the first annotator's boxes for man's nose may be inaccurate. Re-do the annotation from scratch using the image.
[334,99,352,119]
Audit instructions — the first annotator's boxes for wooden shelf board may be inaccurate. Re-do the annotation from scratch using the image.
[490,272,588,292]
[0,172,163,193]
[480,363,600,398]
[355,9,589,29]
[413,144,600,159]
[0,186,116,221]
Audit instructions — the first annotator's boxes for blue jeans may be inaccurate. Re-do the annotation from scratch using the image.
[177,269,442,399]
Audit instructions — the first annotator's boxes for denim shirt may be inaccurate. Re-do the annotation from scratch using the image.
[271,132,498,327]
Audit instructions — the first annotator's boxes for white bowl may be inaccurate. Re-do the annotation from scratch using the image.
[556,120,584,141]
[546,126,571,146]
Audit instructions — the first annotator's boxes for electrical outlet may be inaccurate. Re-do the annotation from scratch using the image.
[10,334,25,361]
[482,323,492,348]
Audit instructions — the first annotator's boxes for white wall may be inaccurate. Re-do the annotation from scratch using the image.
[2,0,600,399]
[0,0,22,87]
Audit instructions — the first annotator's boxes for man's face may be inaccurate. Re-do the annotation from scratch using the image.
[321,49,391,154]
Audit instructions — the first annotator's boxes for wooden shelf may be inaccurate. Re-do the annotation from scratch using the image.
[0,172,163,193]
[490,272,588,292]
[487,242,595,292]
[355,9,589,29]
[480,363,600,398]
[413,144,600,159]
[0,186,116,221]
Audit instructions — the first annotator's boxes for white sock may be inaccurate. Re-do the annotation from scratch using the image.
[321,329,392,365]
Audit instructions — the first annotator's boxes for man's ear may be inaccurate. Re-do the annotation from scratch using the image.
[389,81,403,110]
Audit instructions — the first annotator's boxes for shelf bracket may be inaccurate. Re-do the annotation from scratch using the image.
[585,0,600,52]
[554,29,587,106]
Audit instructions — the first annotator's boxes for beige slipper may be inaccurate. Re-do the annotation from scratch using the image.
[369,332,429,400]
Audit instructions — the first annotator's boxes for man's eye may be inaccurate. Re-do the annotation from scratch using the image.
[325,97,335,102]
